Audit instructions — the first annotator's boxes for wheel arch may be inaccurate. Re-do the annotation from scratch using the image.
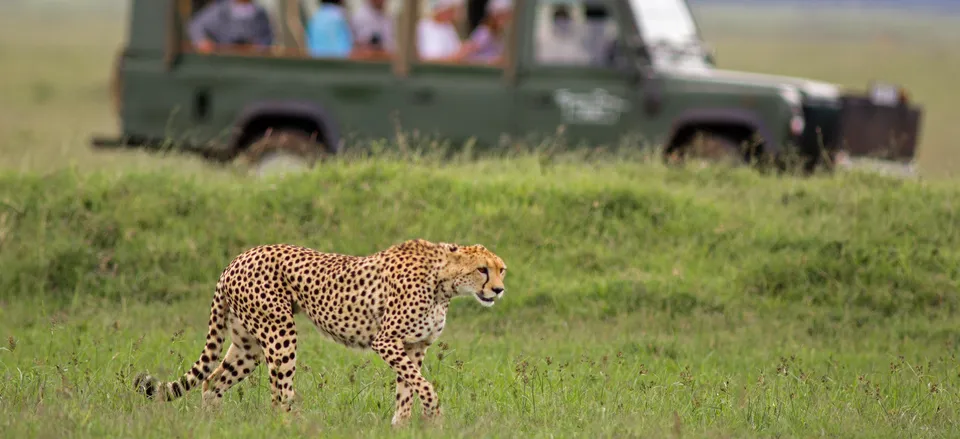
[665,108,777,156]
[229,101,342,156]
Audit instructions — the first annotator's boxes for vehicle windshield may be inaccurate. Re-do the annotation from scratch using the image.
[628,0,708,68]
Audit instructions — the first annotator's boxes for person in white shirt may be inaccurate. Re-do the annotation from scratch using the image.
[448,0,511,64]
[535,4,591,66]
[350,0,396,54]
[416,0,464,61]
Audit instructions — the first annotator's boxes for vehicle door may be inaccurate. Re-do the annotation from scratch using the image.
[393,5,517,152]
[514,0,644,149]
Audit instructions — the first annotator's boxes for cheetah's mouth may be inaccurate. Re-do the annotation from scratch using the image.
[475,293,496,306]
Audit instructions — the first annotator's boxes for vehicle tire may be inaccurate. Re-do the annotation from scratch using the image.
[242,128,329,178]
[665,131,749,168]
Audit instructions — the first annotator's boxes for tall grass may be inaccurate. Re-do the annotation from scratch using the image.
[1,150,956,317]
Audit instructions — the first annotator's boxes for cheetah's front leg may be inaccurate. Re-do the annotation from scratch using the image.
[372,336,441,427]
[392,342,429,426]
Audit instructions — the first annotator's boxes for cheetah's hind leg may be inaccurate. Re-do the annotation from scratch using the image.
[201,317,265,409]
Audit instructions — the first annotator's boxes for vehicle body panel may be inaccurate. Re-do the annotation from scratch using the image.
[399,64,516,148]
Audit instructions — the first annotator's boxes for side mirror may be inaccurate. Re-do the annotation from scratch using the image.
[703,44,717,65]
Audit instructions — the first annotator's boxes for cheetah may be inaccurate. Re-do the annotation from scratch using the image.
[133,238,507,426]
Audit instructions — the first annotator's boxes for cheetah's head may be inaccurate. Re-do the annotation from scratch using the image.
[441,243,507,307]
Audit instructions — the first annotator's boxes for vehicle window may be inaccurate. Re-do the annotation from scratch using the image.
[628,0,697,45]
[179,0,281,55]
[177,0,401,62]
[627,0,708,69]
[300,0,399,60]
[532,0,621,69]
[415,0,512,67]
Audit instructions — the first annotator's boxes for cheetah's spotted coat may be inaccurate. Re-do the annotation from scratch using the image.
[133,239,507,426]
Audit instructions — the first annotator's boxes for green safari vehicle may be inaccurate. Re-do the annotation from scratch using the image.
[92,0,924,173]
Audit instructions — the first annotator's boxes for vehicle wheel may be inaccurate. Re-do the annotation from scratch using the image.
[665,131,749,168]
[242,128,329,178]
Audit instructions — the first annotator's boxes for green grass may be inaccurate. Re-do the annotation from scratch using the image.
[1,157,959,438]
[2,3,960,438]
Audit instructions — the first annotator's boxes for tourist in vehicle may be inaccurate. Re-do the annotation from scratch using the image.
[188,0,275,53]
[535,4,591,65]
[350,0,396,56]
[305,0,354,58]
[416,0,464,61]
[448,0,512,64]
[582,0,619,67]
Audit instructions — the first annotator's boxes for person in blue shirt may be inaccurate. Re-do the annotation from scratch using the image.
[306,0,354,58]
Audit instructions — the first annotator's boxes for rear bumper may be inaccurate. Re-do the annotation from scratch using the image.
[89,134,235,162]
[90,135,150,149]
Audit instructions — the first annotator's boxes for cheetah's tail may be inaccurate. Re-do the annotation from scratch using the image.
[133,289,229,402]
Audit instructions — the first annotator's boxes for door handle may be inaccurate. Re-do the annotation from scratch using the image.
[533,93,553,108]
[412,88,434,104]
[193,88,211,121]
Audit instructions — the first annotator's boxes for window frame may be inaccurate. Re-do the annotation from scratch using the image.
[163,0,525,79]
[393,0,522,81]
[165,0,402,69]
[517,0,643,78]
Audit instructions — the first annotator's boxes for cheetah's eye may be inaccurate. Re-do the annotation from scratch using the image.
[477,267,488,275]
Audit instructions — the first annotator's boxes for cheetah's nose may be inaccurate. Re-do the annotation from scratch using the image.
[492,287,504,295]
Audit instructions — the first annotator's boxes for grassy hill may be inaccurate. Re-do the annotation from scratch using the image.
[0,157,957,437]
